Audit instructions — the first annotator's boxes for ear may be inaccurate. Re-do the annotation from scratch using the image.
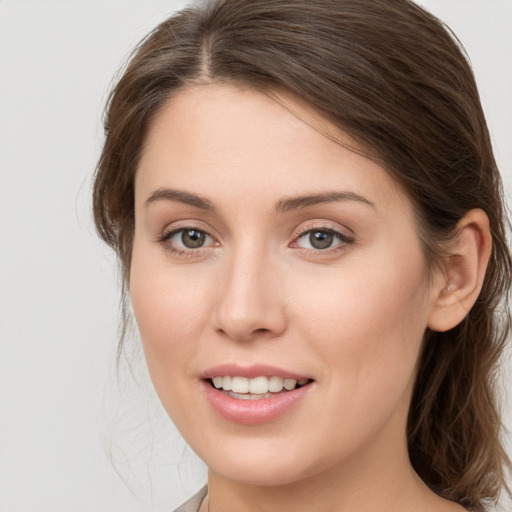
[428,209,492,332]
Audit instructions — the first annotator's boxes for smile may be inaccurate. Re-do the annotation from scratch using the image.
[211,375,310,398]
[202,368,314,425]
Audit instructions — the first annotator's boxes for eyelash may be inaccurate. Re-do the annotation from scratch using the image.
[157,226,218,257]
[292,226,355,255]
[157,224,355,257]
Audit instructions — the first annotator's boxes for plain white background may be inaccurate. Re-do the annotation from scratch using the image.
[0,1,511,511]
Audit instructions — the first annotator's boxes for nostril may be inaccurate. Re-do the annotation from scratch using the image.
[216,326,272,343]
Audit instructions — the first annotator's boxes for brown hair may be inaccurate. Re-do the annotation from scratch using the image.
[92,0,511,509]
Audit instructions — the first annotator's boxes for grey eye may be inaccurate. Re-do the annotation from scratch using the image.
[162,227,215,252]
[181,229,206,248]
[294,228,352,252]
[309,230,334,249]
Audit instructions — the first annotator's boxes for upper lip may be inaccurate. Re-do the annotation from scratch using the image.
[201,364,312,381]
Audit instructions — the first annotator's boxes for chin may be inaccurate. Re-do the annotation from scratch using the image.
[191,433,334,487]
[211,457,314,487]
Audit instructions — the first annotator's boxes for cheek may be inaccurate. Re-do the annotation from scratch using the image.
[281,263,429,464]
[292,250,430,405]
[129,246,214,388]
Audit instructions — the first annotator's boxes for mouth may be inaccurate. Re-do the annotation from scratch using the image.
[208,375,312,400]
[201,369,314,425]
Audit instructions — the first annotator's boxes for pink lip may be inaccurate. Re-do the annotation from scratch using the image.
[200,365,314,425]
[202,382,312,425]
[201,363,310,380]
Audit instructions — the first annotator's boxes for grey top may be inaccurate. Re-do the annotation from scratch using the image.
[173,485,475,511]
[173,486,208,512]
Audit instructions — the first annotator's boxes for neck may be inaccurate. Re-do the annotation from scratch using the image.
[205,421,465,512]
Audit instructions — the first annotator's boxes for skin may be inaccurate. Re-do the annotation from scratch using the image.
[130,84,488,511]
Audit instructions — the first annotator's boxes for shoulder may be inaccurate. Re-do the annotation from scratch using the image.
[173,486,208,512]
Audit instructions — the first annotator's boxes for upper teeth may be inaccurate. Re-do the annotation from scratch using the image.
[212,376,309,394]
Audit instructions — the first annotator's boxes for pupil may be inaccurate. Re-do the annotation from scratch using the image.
[182,229,205,248]
[310,230,333,249]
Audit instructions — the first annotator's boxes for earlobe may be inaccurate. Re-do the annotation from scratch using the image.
[427,209,492,332]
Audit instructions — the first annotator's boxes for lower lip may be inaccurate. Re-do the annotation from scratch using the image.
[201,381,313,425]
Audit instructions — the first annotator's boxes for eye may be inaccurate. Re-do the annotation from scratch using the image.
[305,230,336,250]
[159,227,217,253]
[294,228,353,251]
[178,229,207,248]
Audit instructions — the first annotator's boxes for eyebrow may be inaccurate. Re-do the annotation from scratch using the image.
[144,187,375,213]
[144,188,214,210]
[275,191,375,213]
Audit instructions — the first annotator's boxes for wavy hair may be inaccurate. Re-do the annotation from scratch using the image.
[92,1,511,509]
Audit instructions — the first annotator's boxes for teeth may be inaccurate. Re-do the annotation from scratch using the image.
[231,376,249,393]
[249,376,269,394]
[223,375,233,391]
[283,378,297,390]
[211,375,309,394]
[268,376,284,392]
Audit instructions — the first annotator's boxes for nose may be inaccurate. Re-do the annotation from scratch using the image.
[213,246,287,343]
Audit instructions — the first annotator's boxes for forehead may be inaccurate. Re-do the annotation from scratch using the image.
[136,83,410,217]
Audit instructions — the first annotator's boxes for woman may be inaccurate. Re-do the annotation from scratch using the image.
[92,0,511,510]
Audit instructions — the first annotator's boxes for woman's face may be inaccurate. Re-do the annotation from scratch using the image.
[131,84,442,486]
